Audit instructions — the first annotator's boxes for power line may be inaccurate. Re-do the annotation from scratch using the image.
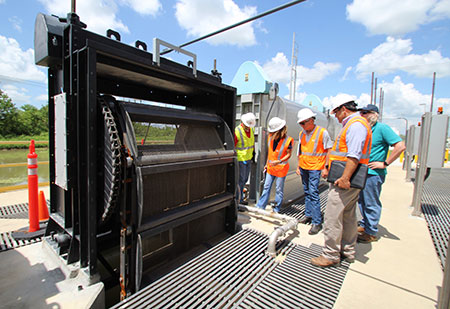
[0,74,47,89]
[161,0,307,55]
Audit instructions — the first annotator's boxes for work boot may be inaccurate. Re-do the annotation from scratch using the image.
[357,232,378,243]
[340,253,355,263]
[299,217,312,224]
[240,201,248,205]
[308,224,322,235]
[357,226,365,234]
[311,255,340,268]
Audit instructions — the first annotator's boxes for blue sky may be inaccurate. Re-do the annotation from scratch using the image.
[1,0,449,134]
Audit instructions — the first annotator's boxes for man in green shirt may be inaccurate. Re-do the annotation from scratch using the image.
[358,104,406,243]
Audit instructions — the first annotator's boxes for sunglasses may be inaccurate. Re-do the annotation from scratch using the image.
[332,106,342,114]
[299,119,309,125]
[361,111,372,115]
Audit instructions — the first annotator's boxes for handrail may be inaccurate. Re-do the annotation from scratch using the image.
[0,161,49,168]
[238,205,298,256]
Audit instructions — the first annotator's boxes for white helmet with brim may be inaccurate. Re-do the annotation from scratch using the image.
[241,112,256,128]
[268,117,286,133]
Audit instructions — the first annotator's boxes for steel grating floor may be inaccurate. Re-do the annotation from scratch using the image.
[421,168,450,269]
[113,229,350,309]
[280,185,329,223]
[0,231,43,252]
[0,202,30,219]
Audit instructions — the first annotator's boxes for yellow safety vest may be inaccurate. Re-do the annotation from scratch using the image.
[235,125,254,162]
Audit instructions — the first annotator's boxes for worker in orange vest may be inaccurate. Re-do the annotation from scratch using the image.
[311,97,372,268]
[296,108,333,235]
[256,117,294,213]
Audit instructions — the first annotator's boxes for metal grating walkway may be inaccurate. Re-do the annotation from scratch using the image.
[0,231,43,252]
[421,168,450,269]
[113,229,349,309]
[280,185,329,223]
[0,202,29,219]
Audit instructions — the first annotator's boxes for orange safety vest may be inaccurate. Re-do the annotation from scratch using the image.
[329,115,372,164]
[298,126,327,170]
[267,136,294,177]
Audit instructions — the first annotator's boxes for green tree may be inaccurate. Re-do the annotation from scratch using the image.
[0,89,20,137]
[19,104,41,135]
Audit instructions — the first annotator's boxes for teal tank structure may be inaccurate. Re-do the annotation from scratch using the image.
[300,94,325,113]
[230,61,272,95]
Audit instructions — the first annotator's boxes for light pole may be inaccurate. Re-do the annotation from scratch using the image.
[420,103,427,114]
[397,117,408,136]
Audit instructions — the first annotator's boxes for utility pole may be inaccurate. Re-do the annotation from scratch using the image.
[289,32,298,102]
[430,72,436,113]
[379,87,384,122]
[373,78,378,105]
[370,72,374,104]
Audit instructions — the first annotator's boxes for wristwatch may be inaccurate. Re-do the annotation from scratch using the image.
[384,161,389,167]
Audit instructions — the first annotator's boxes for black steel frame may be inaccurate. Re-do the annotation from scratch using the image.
[38,12,237,297]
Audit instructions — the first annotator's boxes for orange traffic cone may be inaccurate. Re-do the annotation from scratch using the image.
[38,190,49,221]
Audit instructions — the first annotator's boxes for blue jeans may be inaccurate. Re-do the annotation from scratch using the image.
[238,160,251,203]
[256,173,286,212]
[358,174,385,235]
[300,168,322,225]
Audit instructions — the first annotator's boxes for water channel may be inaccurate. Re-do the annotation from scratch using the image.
[0,148,49,188]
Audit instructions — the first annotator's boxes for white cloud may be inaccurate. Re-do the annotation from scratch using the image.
[119,0,162,16]
[321,77,450,133]
[36,94,49,102]
[341,66,353,81]
[377,76,433,119]
[261,52,341,94]
[346,0,450,36]
[8,16,22,32]
[355,37,450,79]
[322,93,357,110]
[2,84,31,103]
[175,0,257,47]
[38,0,129,35]
[0,36,47,83]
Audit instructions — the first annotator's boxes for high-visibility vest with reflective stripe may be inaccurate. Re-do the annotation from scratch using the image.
[235,125,255,162]
[267,136,294,177]
[298,126,327,170]
[329,115,372,165]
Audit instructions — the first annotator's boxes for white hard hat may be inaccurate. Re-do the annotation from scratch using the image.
[297,108,316,123]
[330,94,355,114]
[268,117,286,133]
[241,112,256,128]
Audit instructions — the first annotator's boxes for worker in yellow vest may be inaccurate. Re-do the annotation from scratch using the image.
[256,117,294,213]
[296,108,333,235]
[311,98,372,268]
[234,113,256,205]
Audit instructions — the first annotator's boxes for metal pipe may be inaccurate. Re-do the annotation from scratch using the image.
[161,0,307,55]
[238,205,298,256]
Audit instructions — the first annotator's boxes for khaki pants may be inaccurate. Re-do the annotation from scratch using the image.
[322,184,360,261]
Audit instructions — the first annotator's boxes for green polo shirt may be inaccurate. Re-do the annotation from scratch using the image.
[368,122,402,176]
